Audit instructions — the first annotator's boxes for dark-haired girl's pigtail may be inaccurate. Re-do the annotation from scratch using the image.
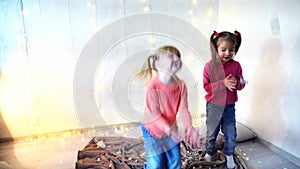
[234,30,242,53]
[211,31,219,50]
[210,31,219,64]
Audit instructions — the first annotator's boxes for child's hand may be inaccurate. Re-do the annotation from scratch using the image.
[224,74,237,91]
[186,128,201,148]
[164,125,180,142]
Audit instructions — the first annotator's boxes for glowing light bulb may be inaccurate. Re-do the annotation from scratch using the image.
[86,1,92,8]
[143,6,150,12]
[206,7,213,17]
[94,25,101,32]
[186,55,194,62]
[97,84,103,91]
[192,18,198,27]
[192,0,197,5]
[34,5,40,11]
[148,37,155,43]
[89,16,96,24]
[22,11,29,18]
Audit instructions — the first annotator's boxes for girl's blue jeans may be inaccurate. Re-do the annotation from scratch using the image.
[205,102,236,156]
[141,125,181,169]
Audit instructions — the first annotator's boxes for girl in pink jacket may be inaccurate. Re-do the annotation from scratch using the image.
[203,31,246,169]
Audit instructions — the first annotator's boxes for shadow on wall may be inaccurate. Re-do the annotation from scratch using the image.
[248,38,288,143]
[0,110,27,169]
[282,30,300,158]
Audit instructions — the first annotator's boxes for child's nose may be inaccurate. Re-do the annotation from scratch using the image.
[225,50,230,55]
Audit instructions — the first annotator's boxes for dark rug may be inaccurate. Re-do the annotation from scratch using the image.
[75,136,249,169]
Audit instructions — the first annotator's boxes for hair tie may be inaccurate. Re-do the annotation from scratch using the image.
[214,31,219,38]
[235,31,239,36]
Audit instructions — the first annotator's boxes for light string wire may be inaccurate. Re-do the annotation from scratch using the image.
[168,0,174,46]
[67,0,76,60]
[18,0,41,134]
[19,0,29,57]
[93,0,101,62]
[121,0,129,59]
[94,0,99,32]
[149,0,155,49]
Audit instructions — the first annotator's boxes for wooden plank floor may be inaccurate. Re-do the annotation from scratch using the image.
[0,123,299,169]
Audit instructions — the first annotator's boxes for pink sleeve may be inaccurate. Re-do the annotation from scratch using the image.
[235,63,246,90]
[178,82,193,132]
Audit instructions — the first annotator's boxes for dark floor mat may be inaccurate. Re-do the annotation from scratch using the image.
[76,136,249,169]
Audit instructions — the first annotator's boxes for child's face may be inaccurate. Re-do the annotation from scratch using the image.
[157,51,182,76]
[217,41,236,63]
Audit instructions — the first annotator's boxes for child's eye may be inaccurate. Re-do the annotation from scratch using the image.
[174,60,182,67]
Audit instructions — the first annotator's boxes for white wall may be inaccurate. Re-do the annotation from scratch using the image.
[217,0,300,158]
[0,0,299,159]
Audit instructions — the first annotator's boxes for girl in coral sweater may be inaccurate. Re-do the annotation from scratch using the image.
[138,45,200,169]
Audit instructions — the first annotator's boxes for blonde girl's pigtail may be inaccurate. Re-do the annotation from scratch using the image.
[137,54,158,85]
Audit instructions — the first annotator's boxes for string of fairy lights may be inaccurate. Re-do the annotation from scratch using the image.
[12,0,215,140]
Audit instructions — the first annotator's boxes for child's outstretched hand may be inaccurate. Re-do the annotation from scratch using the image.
[224,74,237,91]
[186,127,201,148]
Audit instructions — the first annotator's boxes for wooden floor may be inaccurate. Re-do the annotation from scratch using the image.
[0,123,299,169]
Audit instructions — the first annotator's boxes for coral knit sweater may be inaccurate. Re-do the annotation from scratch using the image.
[203,59,245,106]
[143,76,193,138]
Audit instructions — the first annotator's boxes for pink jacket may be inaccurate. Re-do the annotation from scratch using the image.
[203,59,245,106]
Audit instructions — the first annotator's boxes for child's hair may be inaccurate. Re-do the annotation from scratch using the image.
[138,45,181,85]
[210,30,242,63]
